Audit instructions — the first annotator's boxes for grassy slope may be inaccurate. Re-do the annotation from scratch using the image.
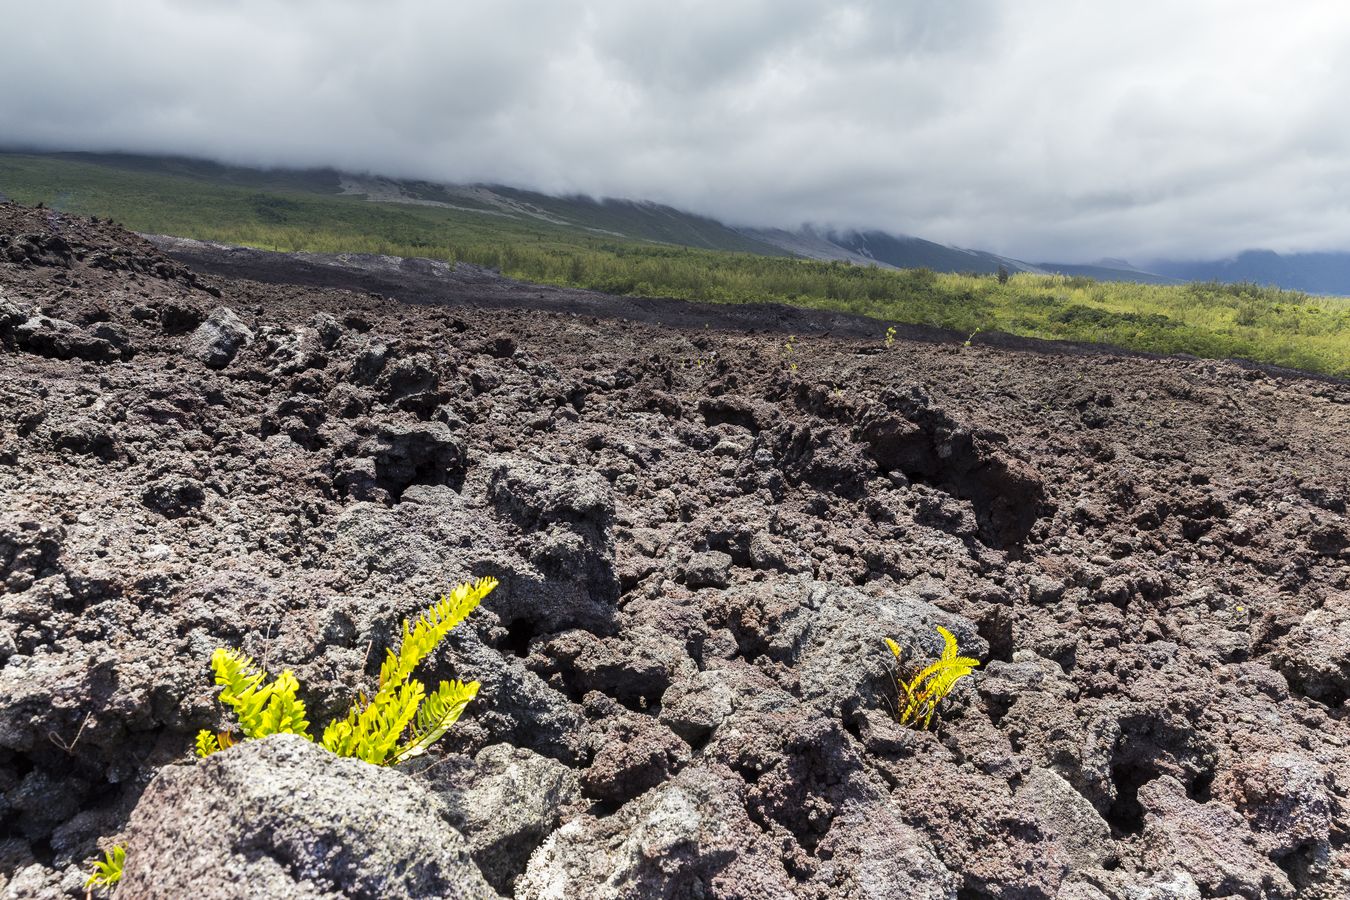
[2,151,1347,376]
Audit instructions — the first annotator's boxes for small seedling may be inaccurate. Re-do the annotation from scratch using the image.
[963,327,982,348]
[197,577,496,766]
[85,845,125,897]
[784,334,798,372]
[884,626,980,730]
[884,326,896,348]
[1224,600,1251,628]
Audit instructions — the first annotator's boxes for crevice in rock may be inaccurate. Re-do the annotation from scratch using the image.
[857,404,1047,549]
[1271,840,1323,891]
[1106,762,1154,836]
[501,617,536,659]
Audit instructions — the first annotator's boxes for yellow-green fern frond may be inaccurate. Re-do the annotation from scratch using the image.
[936,625,959,662]
[255,670,311,738]
[210,648,271,737]
[203,577,492,767]
[195,729,220,758]
[324,679,427,765]
[886,626,981,730]
[208,648,312,741]
[85,844,125,894]
[378,576,497,696]
[394,679,480,763]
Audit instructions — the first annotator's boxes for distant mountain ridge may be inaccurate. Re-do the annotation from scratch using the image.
[1147,250,1350,294]
[2,150,1347,293]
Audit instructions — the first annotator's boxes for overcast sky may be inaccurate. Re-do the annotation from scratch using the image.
[4,1,1350,262]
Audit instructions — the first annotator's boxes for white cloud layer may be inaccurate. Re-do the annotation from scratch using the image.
[4,0,1350,261]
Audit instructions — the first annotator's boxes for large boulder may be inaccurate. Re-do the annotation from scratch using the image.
[439,743,581,896]
[184,306,253,369]
[117,734,495,899]
[1270,591,1350,706]
[516,766,801,900]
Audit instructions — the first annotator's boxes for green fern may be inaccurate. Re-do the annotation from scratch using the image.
[377,579,490,693]
[884,625,980,730]
[322,577,493,765]
[195,648,312,756]
[198,576,495,766]
[85,844,125,895]
[395,678,480,762]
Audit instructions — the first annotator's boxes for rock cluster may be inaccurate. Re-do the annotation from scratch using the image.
[0,203,1347,898]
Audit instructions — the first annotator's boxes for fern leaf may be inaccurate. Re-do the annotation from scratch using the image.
[255,670,313,740]
[85,845,125,892]
[937,625,959,662]
[895,676,923,726]
[394,679,480,763]
[321,713,358,758]
[210,648,274,738]
[883,637,902,659]
[324,578,494,765]
[362,679,427,765]
[378,576,497,694]
[325,681,426,765]
[209,649,314,741]
[889,626,981,730]
[195,729,220,758]
[906,656,961,696]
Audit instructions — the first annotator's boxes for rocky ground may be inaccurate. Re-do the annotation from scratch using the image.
[0,202,1348,899]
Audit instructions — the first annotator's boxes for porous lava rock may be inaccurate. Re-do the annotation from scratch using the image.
[1,203,1348,898]
[117,734,496,899]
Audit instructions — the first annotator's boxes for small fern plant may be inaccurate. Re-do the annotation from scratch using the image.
[884,625,980,730]
[84,844,125,896]
[197,576,497,766]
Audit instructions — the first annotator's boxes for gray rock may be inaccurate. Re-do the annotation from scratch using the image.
[1229,752,1335,883]
[118,734,495,899]
[141,475,206,518]
[311,312,343,349]
[684,550,732,588]
[1270,591,1350,705]
[1137,775,1293,900]
[1027,573,1067,604]
[185,306,253,369]
[367,420,468,498]
[517,766,799,900]
[480,455,617,603]
[259,324,323,375]
[1015,766,1114,868]
[658,669,736,744]
[441,743,580,895]
[0,292,30,329]
[10,314,130,362]
[707,578,986,717]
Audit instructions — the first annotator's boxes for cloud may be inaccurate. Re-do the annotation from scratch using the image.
[3,0,1350,261]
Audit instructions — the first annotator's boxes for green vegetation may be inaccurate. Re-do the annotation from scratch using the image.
[84,844,125,895]
[197,577,494,766]
[885,627,981,731]
[3,152,1346,376]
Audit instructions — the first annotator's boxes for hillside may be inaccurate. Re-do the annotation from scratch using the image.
[2,151,1348,376]
[0,151,789,256]
[0,150,1186,281]
[2,204,1348,898]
